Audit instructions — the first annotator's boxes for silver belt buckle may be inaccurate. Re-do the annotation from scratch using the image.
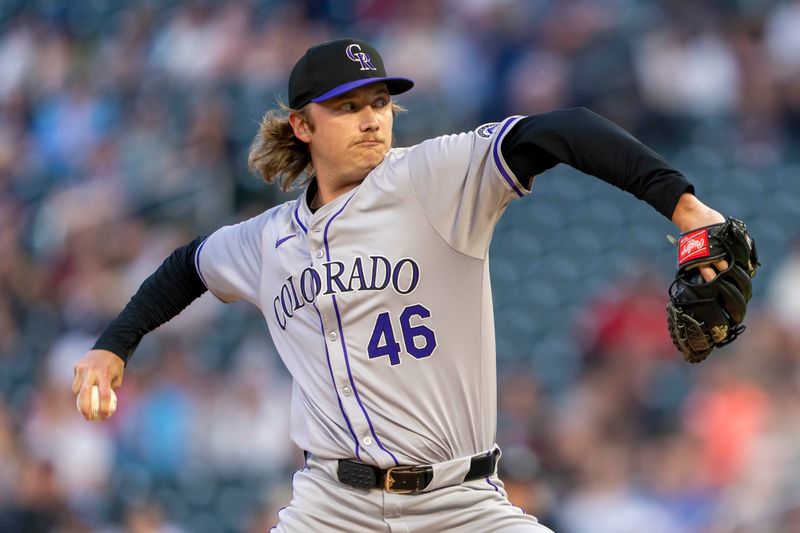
[384,466,429,494]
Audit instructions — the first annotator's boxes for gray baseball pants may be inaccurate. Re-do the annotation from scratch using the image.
[271,450,554,532]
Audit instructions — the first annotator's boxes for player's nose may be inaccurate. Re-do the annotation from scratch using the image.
[358,105,379,132]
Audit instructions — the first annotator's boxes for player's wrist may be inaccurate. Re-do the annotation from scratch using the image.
[671,193,725,233]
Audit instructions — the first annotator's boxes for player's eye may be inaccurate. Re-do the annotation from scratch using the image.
[373,97,388,108]
[339,102,356,111]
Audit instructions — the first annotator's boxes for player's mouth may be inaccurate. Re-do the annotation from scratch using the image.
[355,139,384,147]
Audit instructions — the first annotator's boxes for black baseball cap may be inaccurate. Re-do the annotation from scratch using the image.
[288,38,414,109]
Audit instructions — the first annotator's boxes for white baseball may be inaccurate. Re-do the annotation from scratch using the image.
[77,384,117,420]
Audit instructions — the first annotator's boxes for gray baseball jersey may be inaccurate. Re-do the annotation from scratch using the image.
[196,115,529,469]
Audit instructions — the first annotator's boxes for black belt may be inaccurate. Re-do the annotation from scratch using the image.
[336,448,500,494]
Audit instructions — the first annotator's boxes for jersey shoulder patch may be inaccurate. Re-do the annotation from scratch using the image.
[475,122,500,139]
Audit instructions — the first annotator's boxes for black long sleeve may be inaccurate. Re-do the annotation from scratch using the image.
[92,236,208,364]
[500,107,693,219]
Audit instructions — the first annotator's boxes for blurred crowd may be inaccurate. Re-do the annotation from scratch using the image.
[1,0,800,531]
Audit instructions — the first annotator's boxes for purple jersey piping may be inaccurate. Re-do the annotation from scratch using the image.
[313,300,361,460]
[492,117,526,197]
[294,200,308,234]
[324,192,400,466]
[485,448,499,491]
[194,238,210,288]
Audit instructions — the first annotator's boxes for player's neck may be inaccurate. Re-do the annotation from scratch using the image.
[311,174,365,207]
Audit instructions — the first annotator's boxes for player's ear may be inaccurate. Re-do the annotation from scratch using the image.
[289,111,312,143]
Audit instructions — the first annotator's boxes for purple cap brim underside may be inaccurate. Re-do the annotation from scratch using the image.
[311,77,414,103]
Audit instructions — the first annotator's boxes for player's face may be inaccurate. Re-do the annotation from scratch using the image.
[300,83,394,195]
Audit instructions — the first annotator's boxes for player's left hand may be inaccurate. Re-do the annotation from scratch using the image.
[670,193,727,281]
[666,217,759,363]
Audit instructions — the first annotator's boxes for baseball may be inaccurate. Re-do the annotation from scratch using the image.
[77,384,117,420]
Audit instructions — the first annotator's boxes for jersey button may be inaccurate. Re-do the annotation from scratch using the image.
[362,437,373,446]
[315,249,324,258]
[328,331,338,341]
[342,386,351,396]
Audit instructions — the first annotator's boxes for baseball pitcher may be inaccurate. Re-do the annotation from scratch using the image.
[73,38,757,532]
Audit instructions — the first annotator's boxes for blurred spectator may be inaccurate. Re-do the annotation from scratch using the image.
[577,266,675,361]
[767,235,800,333]
[193,341,294,478]
[765,0,800,76]
[118,501,185,533]
[639,434,718,531]
[634,12,740,120]
[558,440,683,533]
[0,456,68,532]
[116,345,195,483]
[682,357,768,489]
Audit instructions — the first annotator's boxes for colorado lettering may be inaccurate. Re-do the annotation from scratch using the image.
[273,256,421,329]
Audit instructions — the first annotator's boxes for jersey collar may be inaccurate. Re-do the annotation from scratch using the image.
[293,152,394,233]
[294,178,359,233]
[293,183,312,234]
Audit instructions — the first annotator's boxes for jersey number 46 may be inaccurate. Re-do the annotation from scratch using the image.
[367,304,437,366]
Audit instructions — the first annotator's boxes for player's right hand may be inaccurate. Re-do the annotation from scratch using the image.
[73,349,125,421]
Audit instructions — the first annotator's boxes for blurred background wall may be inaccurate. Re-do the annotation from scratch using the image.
[1,0,799,531]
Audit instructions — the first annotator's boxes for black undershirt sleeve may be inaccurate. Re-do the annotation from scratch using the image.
[92,235,209,365]
[500,107,694,219]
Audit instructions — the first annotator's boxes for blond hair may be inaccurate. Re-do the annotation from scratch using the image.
[248,103,314,192]
[248,101,406,192]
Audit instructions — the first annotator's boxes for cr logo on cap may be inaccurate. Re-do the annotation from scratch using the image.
[346,44,377,71]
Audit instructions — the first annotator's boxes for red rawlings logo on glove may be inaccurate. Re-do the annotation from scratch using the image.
[678,229,710,266]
